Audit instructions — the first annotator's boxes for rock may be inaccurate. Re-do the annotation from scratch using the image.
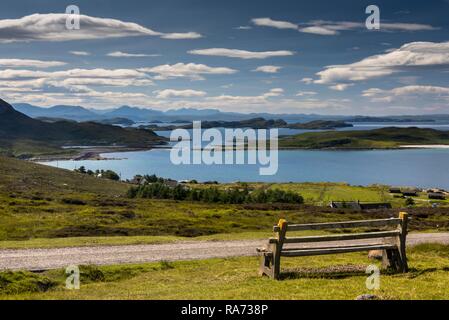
[356,294,379,300]
[368,250,383,260]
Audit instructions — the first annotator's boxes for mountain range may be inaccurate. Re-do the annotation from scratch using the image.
[12,103,449,124]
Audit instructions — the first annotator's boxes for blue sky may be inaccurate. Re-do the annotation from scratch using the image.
[1,0,449,115]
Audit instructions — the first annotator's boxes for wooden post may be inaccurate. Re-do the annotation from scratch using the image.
[273,219,287,280]
[398,212,409,272]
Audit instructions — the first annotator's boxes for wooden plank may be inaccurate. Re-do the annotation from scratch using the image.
[273,218,401,232]
[281,244,397,257]
[282,230,400,244]
[281,242,394,251]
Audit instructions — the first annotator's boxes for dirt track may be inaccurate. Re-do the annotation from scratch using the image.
[0,233,448,271]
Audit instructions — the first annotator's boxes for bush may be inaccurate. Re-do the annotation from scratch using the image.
[74,168,120,181]
[0,271,56,294]
[61,198,86,205]
[101,170,120,181]
[128,183,303,205]
[80,265,105,283]
[405,197,415,207]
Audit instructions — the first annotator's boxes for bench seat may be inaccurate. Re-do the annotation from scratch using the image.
[280,243,397,257]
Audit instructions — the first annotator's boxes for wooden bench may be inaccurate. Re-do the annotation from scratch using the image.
[257,212,409,280]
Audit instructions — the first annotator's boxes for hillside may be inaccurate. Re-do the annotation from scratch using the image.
[0,99,166,157]
[279,127,449,149]
[0,156,128,196]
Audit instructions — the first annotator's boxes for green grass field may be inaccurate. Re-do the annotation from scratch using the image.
[1,157,449,300]
[0,156,448,246]
[2,243,449,300]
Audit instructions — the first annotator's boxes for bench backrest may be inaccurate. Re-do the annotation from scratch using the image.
[271,213,408,248]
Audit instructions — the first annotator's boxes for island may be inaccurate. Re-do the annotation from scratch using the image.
[278,127,449,149]
[94,117,136,126]
[287,120,353,130]
[142,118,353,131]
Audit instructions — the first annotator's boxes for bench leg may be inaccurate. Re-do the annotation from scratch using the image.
[259,252,275,278]
[398,246,408,273]
[382,248,403,272]
[273,250,281,280]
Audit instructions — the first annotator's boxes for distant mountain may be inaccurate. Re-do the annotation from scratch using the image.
[13,103,100,121]
[101,106,164,121]
[165,108,221,116]
[1,98,166,157]
[11,102,449,124]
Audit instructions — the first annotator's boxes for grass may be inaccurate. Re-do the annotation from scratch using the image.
[2,243,449,300]
[0,139,77,159]
[0,157,448,246]
[278,127,449,149]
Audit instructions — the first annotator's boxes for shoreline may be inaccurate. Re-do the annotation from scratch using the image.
[30,145,169,162]
[32,143,449,162]
[399,145,449,149]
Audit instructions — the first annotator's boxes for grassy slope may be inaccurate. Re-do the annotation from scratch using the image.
[0,157,448,246]
[279,127,449,149]
[2,244,449,299]
[0,139,78,158]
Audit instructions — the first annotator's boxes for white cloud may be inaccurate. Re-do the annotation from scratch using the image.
[329,83,353,91]
[315,41,449,85]
[160,32,202,39]
[190,88,287,112]
[188,48,294,59]
[154,89,207,99]
[0,13,202,43]
[253,65,282,73]
[264,88,284,97]
[363,85,449,102]
[296,91,317,96]
[140,63,238,80]
[69,51,90,56]
[0,58,66,68]
[235,26,252,30]
[251,17,298,30]
[107,51,160,58]
[302,21,438,35]
[300,77,314,84]
[251,17,438,36]
[299,26,338,35]
[0,67,155,93]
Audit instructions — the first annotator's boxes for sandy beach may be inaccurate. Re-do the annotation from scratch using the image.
[400,145,449,149]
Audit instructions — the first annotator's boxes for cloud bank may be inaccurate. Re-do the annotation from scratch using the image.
[0,14,202,43]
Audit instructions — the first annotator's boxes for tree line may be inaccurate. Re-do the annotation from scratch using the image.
[127,183,303,204]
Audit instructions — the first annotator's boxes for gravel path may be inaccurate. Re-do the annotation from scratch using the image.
[1,233,448,271]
